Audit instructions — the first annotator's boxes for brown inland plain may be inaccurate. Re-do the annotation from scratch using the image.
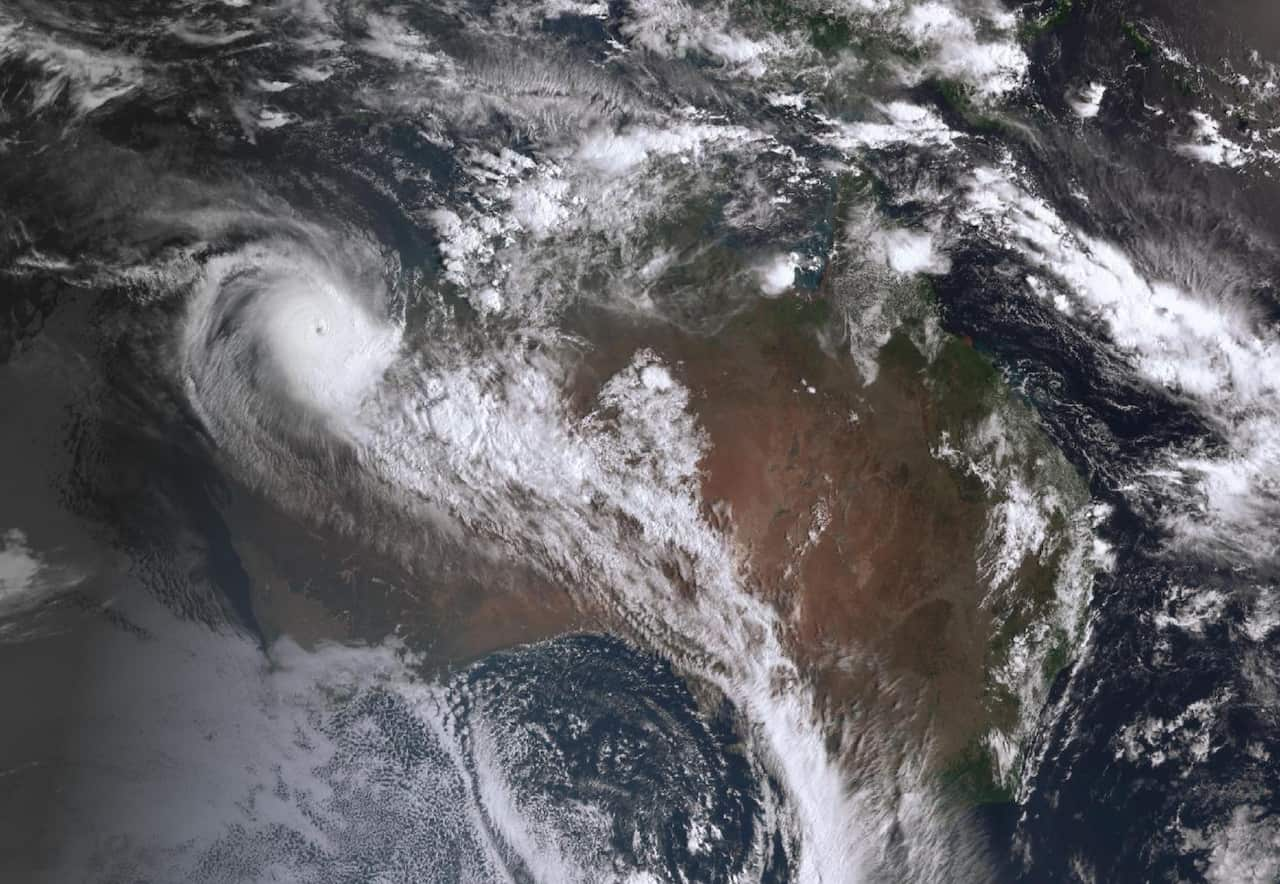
[564,295,999,776]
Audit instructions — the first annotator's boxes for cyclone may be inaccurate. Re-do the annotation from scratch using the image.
[181,238,403,453]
